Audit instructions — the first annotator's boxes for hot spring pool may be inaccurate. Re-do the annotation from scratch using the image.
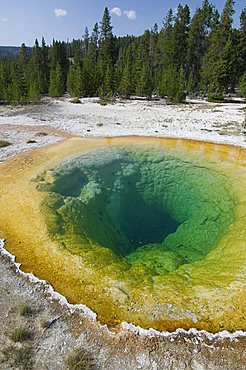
[0,137,245,332]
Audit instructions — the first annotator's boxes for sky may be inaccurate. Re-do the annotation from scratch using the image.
[0,0,244,46]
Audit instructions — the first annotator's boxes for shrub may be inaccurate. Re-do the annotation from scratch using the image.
[98,99,108,106]
[70,97,81,104]
[207,93,225,103]
[19,302,32,317]
[98,91,116,106]
[0,140,11,148]
[36,131,48,137]
[40,319,50,329]
[65,348,95,370]
[1,345,33,370]
[26,139,37,144]
[9,328,32,342]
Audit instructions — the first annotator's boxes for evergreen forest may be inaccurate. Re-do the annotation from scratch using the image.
[0,0,246,104]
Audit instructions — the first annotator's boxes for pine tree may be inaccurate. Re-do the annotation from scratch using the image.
[48,68,57,97]
[86,22,100,94]
[49,41,69,94]
[28,55,41,102]
[199,8,221,94]
[98,7,116,97]
[160,9,174,70]
[40,37,49,93]
[74,47,83,69]
[177,66,186,102]
[82,55,96,96]
[83,26,89,53]
[73,66,86,97]
[91,22,99,60]
[29,39,42,94]
[238,8,246,77]
[100,7,113,41]
[92,23,99,45]
[136,65,153,99]
[216,33,238,92]
[19,43,29,70]
[67,65,76,96]
[56,63,65,96]
[153,8,174,90]
[102,64,115,97]
[221,0,235,36]
[28,80,40,102]
[239,73,246,100]
[172,4,190,70]
[27,38,48,97]
[119,60,132,99]
[48,64,64,97]
[10,60,28,103]
[201,0,236,94]
[187,0,213,92]
[217,0,237,92]
[99,7,115,70]
[0,60,7,100]
[158,66,186,103]
[0,1,244,105]
[187,73,195,96]
[17,43,29,101]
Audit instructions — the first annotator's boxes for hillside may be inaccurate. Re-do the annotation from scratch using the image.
[0,46,32,57]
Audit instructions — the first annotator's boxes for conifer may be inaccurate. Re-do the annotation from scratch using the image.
[0,2,245,104]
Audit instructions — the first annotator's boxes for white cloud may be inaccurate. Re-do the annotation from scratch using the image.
[123,10,137,20]
[1,17,8,22]
[111,7,122,17]
[54,8,67,18]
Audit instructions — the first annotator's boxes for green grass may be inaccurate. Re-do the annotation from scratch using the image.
[0,140,11,148]
[9,327,33,342]
[1,345,33,370]
[19,302,33,317]
[65,348,95,370]
[40,319,50,329]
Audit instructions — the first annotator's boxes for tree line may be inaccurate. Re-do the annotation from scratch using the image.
[0,0,245,104]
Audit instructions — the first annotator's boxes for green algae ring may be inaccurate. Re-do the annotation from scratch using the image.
[0,137,245,332]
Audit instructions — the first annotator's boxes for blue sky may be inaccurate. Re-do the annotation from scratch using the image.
[0,1,244,46]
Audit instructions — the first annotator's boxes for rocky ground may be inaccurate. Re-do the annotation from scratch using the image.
[0,97,246,369]
[0,96,245,150]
